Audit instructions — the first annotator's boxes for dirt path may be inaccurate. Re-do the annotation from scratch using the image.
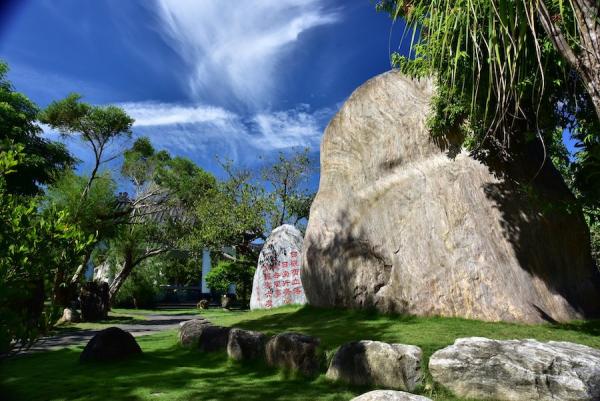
[25,313,198,353]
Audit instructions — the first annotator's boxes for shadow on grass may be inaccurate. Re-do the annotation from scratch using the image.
[3,306,600,401]
[1,333,362,401]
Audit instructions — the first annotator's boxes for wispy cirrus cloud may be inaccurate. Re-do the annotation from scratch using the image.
[119,102,334,163]
[153,0,339,108]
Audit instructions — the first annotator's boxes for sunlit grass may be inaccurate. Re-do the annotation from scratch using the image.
[2,305,599,401]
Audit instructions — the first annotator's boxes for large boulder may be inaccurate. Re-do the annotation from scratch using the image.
[351,391,432,401]
[429,337,600,401]
[326,340,422,391]
[250,224,306,310]
[80,327,142,363]
[227,328,269,361]
[302,70,600,323]
[79,281,109,322]
[266,332,321,376]
[178,318,212,348]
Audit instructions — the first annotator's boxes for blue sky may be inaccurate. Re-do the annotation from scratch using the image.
[0,0,404,187]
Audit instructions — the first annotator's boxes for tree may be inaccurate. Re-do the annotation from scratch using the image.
[39,93,134,200]
[261,148,315,229]
[107,138,217,303]
[0,61,74,195]
[0,143,91,357]
[205,258,255,304]
[44,171,122,304]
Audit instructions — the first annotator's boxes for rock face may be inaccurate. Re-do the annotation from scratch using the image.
[250,224,306,310]
[80,327,142,363]
[351,391,432,401]
[302,70,600,323]
[178,318,212,348]
[266,332,321,376]
[227,328,269,361]
[429,337,600,401]
[326,340,422,391]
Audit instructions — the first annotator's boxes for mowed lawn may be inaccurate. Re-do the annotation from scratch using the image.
[2,305,600,401]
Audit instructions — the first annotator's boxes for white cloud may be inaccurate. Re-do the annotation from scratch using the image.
[253,105,330,149]
[122,102,238,127]
[153,0,339,107]
[118,101,334,162]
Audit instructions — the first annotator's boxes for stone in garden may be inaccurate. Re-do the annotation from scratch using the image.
[197,325,231,352]
[79,281,109,322]
[227,328,269,361]
[302,70,600,323]
[351,390,432,401]
[80,327,142,363]
[58,307,81,324]
[178,318,213,348]
[196,299,209,309]
[326,340,422,391]
[265,332,321,376]
[429,337,600,401]
[250,224,306,310]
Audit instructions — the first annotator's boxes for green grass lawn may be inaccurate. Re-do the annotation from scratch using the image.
[2,305,599,401]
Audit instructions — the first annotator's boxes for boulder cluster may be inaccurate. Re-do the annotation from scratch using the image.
[179,319,600,401]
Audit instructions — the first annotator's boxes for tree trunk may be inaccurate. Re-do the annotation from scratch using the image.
[70,246,94,285]
[108,257,133,304]
[538,0,600,120]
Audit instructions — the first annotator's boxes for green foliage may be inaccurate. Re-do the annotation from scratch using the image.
[39,93,134,145]
[0,144,92,356]
[113,261,163,309]
[0,61,74,195]
[261,148,315,229]
[45,171,120,239]
[205,259,255,301]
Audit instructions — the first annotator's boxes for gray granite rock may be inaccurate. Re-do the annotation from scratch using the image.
[351,390,432,401]
[227,328,269,361]
[250,224,306,310]
[266,332,320,376]
[326,340,422,391]
[302,70,600,323]
[429,337,600,401]
[178,318,212,348]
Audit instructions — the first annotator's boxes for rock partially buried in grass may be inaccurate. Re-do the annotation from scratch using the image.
[351,390,432,401]
[326,340,422,391]
[227,328,269,361]
[80,327,142,363]
[429,337,600,401]
[266,332,321,376]
[178,318,212,348]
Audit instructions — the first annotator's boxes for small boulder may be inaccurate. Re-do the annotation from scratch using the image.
[351,390,432,401]
[58,307,81,324]
[178,319,212,348]
[429,337,600,401]
[266,332,321,376]
[197,325,231,352]
[327,340,422,391]
[227,328,269,361]
[80,327,142,363]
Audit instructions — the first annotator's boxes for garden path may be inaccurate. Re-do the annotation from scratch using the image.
[24,313,197,353]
